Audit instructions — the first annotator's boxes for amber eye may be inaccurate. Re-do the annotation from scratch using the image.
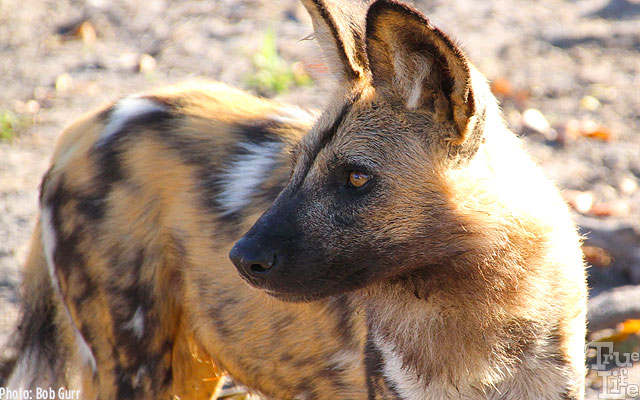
[348,171,371,188]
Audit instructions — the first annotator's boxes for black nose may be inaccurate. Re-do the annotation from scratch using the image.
[229,237,276,280]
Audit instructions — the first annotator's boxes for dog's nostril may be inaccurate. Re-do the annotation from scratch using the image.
[250,263,270,273]
[248,253,276,274]
[229,238,277,276]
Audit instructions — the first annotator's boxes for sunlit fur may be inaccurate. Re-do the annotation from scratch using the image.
[230,0,587,399]
[3,0,586,399]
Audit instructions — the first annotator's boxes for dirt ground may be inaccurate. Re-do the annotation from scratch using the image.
[1,0,639,397]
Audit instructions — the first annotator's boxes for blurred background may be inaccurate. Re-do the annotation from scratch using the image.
[0,0,639,397]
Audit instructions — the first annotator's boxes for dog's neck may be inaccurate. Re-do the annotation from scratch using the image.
[351,130,580,398]
[355,232,549,399]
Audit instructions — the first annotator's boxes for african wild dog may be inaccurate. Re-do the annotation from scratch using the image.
[3,0,586,399]
[230,0,588,399]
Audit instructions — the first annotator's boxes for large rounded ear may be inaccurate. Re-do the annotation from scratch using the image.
[365,0,477,144]
[301,0,367,84]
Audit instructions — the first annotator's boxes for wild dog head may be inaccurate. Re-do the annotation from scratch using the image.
[230,0,493,301]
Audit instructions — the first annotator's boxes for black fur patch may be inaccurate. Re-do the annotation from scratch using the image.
[44,174,171,396]
[1,279,67,386]
[327,295,360,349]
[85,101,176,220]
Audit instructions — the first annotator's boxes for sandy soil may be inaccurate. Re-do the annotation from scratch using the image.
[1,0,639,397]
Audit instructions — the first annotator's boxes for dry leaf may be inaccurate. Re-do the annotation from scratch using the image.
[581,120,614,141]
[304,61,329,78]
[582,245,613,268]
[556,119,615,143]
[619,319,640,336]
[79,21,97,46]
[599,319,640,343]
[567,120,614,141]
[491,77,530,104]
[590,200,630,217]
[491,77,513,97]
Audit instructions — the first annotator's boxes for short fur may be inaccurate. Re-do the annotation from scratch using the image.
[3,0,587,399]
[230,0,587,399]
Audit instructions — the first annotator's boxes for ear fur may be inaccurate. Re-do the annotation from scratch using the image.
[301,0,367,83]
[365,0,477,144]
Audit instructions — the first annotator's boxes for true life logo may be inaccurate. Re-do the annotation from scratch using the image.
[589,341,640,399]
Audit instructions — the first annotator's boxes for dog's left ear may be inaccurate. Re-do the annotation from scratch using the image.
[366,0,477,144]
[301,0,367,84]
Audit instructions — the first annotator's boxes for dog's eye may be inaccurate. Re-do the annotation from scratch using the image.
[348,171,371,188]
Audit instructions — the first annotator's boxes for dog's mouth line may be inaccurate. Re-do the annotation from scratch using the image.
[238,264,372,300]
[263,289,324,303]
[236,272,303,297]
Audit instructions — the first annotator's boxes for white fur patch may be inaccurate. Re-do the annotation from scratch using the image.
[123,306,145,339]
[272,106,316,126]
[393,53,431,110]
[374,334,429,400]
[217,141,283,217]
[293,391,312,400]
[73,329,97,374]
[329,349,361,371]
[6,347,34,389]
[41,207,59,287]
[491,352,570,400]
[98,97,166,146]
[41,207,98,374]
[132,365,148,388]
[406,73,426,110]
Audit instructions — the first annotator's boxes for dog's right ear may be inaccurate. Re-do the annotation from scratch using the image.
[301,0,366,84]
[365,0,480,145]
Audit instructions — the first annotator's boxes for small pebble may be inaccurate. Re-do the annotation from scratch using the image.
[580,95,600,111]
[139,54,157,74]
[25,100,40,114]
[619,177,638,195]
[79,21,97,46]
[55,73,73,92]
[563,190,594,214]
[522,108,551,137]
[590,84,617,102]
[119,52,138,70]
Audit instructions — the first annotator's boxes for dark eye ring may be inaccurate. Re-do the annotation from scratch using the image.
[348,171,372,189]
